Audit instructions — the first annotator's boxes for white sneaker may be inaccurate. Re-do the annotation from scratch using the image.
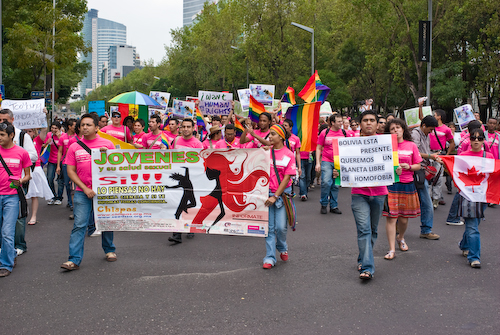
[16,248,25,256]
[47,199,55,205]
[447,220,464,226]
[90,230,102,237]
[54,200,62,205]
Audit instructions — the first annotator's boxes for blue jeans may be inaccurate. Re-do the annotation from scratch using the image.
[417,179,434,234]
[446,192,460,223]
[46,162,62,201]
[0,194,20,271]
[68,191,115,266]
[299,159,312,197]
[351,194,385,275]
[459,216,483,263]
[264,188,290,265]
[320,161,339,208]
[59,164,72,207]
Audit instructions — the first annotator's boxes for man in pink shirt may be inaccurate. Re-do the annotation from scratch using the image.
[56,119,77,210]
[239,112,272,148]
[169,118,203,244]
[132,119,146,146]
[100,111,132,143]
[486,118,499,159]
[136,115,164,149]
[163,117,179,144]
[315,114,347,214]
[60,114,117,271]
[215,124,240,148]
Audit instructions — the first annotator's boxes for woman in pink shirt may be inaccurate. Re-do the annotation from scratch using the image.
[43,123,63,205]
[383,119,423,260]
[263,124,297,269]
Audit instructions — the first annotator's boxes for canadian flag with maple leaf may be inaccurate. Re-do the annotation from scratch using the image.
[441,156,500,204]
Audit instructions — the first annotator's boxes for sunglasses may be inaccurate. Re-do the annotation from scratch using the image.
[111,115,121,118]
[470,136,485,141]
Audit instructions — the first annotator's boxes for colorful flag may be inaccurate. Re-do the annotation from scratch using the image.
[233,117,245,137]
[97,131,136,149]
[285,102,322,152]
[249,95,266,123]
[298,70,330,103]
[195,107,205,128]
[39,146,50,166]
[441,155,500,204]
[161,132,171,149]
[281,87,296,105]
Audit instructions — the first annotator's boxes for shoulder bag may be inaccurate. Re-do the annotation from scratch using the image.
[0,154,28,218]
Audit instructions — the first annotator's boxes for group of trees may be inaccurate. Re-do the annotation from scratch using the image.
[2,0,89,103]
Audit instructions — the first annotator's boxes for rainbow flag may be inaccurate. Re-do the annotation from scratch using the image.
[281,87,296,105]
[195,107,205,128]
[285,102,322,152]
[249,95,266,123]
[233,117,245,137]
[298,70,330,103]
[39,146,50,166]
[161,132,171,149]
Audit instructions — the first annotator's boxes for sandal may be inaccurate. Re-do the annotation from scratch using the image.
[359,271,372,280]
[357,263,362,271]
[28,220,38,225]
[384,250,396,260]
[60,261,79,271]
[105,252,117,262]
[397,238,409,251]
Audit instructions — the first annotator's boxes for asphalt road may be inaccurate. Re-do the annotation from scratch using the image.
[1,183,499,335]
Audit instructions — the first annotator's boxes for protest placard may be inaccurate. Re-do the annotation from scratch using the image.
[92,148,270,236]
[88,100,106,116]
[250,84,275,105]
[404,106,432,128]
[172,100,195,117]
[333,134,399,187]
[1,99,47,129]
[238,89,251,111]
[198,91,233,115]
[454,104,475,130]
[149,91,171,107]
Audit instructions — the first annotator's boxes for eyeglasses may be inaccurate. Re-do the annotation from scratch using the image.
[470,136,485,141]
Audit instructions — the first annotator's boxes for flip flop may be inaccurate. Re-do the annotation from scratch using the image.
[28,220,38,225]
[61,261,79,271]
[359,271,372,280]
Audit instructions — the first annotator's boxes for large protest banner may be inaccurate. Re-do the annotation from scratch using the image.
[333,134,399,187]
[92,148,270,236]
[198,91,233,115]
[1,99,47,129]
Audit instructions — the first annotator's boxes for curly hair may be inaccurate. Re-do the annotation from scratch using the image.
[385,118,413,142]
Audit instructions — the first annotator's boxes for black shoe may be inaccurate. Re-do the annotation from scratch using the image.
[168,236,182,244]
[321,206,327,214]
[330,207,342,214]
[186,233,195,239]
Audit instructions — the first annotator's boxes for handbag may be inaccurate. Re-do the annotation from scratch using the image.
[413,168,426,189]
[271,149,297,231]
[0,154,28,219]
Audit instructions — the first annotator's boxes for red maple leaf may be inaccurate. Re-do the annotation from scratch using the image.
[458,166,486,192]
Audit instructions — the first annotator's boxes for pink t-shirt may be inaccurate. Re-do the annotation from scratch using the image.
[163,131,178,144]
[100,124,132,143]
[429,124,453,151]
[172,136,203,149]
[202,139,218,149]
[247,129,270,148]
[59,133,78,163]
[139,131,163,149]
[396,140,423,183]
[287,134,301,153]
[269,147,296,193]
[459,150,494,159]
[351,129,360,137]
[300,151,310,160]
[33,136,43,167]
[44,132,62,164]
[65,136,115,191]
[317,128,347,162]
[215,138,241,149]
[0,145,32,195]
[133,132,146,145]
[486,132,499,159]
[458,134,491,155]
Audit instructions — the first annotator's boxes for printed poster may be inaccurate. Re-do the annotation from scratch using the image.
[404,106,432,128]
[333,134,399,187]
[172,100,195,118]
[454,104,476,130]
[238,89,251,111]
[149,91,171,108]
[198,91,233,115]
[250,84,275,106]
[1,99,47,129]
[92,148,270,237]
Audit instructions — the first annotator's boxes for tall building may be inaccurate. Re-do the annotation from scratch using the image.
[79,9,126,97]
[183,0,219,26]
[107,45,137,84]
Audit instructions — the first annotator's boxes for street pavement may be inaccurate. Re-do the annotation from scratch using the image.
[1,183,499,335]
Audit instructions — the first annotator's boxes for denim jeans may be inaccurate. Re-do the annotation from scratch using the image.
[264,188,290,265]
[0,194,20,271]
[59,164,72,207]
[351,194,385,275]
[320,161,339,208]
[46,162,62,201]
[68,191,115,266]
[459,215,484,263]
[446,192,461,223]
[299,159,312,197]
[417,179,434,234]
[14,184,28,251]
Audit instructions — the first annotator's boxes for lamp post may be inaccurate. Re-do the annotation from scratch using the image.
[426,0,432,106]
[52,0,56,120]
[291,22,314,76]
[231,45,249,87]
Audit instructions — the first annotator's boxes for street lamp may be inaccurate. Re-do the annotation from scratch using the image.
[231,46,249,87]
[291,22,314,76]
[426,0,432,106]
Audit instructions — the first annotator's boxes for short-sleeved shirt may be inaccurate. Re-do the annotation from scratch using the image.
[59,133,78,163]
[459,150,494,159]
[287,134,301,153]
[163,131,177,145]
[269,147,296,192]
[43,132,62,164]
[397,140,423,183]
[202,139,218,149]
[412,127,431,168]
[65,136,115,191]
[429,124,453,151]
[0,145,32,195]
[139,131,163,149]
[133,132,146,145]
[317,128,347,162]
[246,129,270,148]
[100,125,132,143]
[172,136,203,149]
[215,138,241,149]
[486,132,499,159]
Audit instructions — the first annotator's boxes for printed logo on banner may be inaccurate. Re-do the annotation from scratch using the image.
[247,225,266,235]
